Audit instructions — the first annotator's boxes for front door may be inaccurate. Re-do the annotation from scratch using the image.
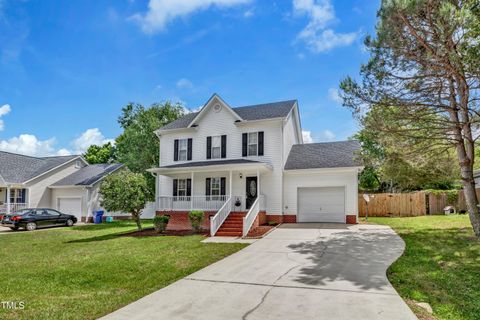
[245,177,258,210]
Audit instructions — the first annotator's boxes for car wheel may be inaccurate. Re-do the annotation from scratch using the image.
[26,222,37,231]
[66,219,74,227]
[9,226,19,231]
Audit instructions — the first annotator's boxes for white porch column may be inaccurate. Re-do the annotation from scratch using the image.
[229,170,232,198]
[6,185,11,214]
[190,172,194,210]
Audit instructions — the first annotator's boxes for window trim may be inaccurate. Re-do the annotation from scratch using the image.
[248,132,258,156]
[210,136,222,159]
[178,139,188,161]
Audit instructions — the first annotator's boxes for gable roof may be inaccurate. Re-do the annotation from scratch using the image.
[0,151,82,184]
[51,163,124,187]
[284,140,362,170]
[159,99,297,131]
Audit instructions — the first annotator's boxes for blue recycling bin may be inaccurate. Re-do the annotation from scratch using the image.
[94,210,104,224]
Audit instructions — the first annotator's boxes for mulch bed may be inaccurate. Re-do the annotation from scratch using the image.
[120,228,209,237]
[246,225,275,238]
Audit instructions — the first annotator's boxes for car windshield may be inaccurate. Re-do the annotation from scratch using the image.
[12,209,32,216]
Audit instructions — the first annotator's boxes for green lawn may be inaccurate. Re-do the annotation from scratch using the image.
[0,221,247,320]
[366,215,480,320]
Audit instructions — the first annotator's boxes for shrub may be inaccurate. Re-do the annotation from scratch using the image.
[153,215,170,233]
[188,210,204,232]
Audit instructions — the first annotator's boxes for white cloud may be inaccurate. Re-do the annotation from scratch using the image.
[0,134,57,156]
[293,0,358,53]
[302,130,314,143]
[130,0,251,34]
[318,129,336,141]
[0,104,11,131]
[244,8,254,18]
[328,87,342,104]
[73,128,114,154]
[176,78,194,89]
[56,148,72,156]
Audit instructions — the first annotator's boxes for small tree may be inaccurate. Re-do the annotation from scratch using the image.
[153,215,170,233]
[188,210,204,233]
[100,169,152,231]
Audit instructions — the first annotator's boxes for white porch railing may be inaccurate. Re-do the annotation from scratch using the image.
[0,203,28,214]
[242,197,260,237]
[210,197,232,236]
[157,195,228,211]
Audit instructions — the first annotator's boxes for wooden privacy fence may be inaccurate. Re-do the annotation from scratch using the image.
[358,192,427,217]
[359,189,480,217]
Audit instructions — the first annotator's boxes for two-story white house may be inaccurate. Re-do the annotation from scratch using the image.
[148,94,362,237]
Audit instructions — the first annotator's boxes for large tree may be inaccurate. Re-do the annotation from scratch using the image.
[115,101,185,196]
[340,0,480,236]
[83,142,117,164]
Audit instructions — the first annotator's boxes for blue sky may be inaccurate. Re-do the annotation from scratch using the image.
[0,0,379,156]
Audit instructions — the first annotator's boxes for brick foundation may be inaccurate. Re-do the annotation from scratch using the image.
[346,215,357,224]
[156,211,216,231]
[266,214,297,224]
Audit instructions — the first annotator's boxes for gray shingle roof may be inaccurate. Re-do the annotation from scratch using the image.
[160,159,261,169]
[51,163,124,186]
[284,140,362,170]
[0,151,80,184]
[160,100,297,130]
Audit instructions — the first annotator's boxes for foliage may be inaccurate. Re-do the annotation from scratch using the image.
[369,216,480,320]
[424,189,460,205]
[355,106,459,192]
[153,215,170,233]
[83,142,117,164]
[188,210,204,232]
[340,0,480,235]
[115,101,185,196]
[99,169,152,231]
[0,221,246,320]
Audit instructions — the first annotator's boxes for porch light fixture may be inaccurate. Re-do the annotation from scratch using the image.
[239,173,243,179]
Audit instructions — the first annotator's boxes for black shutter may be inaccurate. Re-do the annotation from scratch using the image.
[220,177,226,196]
[206,136,212,159]
[221,135,227,158]
[187,179,192,196]
[174,139,179,161]
[205,178,211,200]
[187,138,193,161]
[242,133,248,157]
[173,179,178,196]
[258,131,264,156]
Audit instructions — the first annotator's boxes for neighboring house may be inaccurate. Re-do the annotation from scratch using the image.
[149,94,362,237]
[0,151,124,222]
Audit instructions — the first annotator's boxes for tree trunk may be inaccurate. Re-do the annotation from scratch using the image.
[133,212,142,231]
[459,165,480,237]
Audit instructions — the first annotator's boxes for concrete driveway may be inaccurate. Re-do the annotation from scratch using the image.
[102,224,417,320]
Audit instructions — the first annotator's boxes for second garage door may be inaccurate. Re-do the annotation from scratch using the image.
[298,187,345,223]
[58,198,82,221]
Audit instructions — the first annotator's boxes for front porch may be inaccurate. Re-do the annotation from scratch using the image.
[0,187,28,214]
[149,160,272,237]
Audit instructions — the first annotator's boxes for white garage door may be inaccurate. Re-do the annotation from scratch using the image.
[298,187,345,223]
[58,198,82,220]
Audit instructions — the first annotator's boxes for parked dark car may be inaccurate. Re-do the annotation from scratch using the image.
[0,208,77,231]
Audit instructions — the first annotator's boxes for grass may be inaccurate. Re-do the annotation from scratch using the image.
[0,220,247,320]
[366,215,480,320]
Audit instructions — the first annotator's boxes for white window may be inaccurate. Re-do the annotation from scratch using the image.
[177,179,187,197]
[75,160,81,168]
[178,139,188,161]
[211,178,220,196]
[10,189,24,203]
[248,132,258,156]
[211,136,221,159]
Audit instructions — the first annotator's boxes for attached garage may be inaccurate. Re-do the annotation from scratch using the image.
[58,197,83,221]
[298,187,345,223]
